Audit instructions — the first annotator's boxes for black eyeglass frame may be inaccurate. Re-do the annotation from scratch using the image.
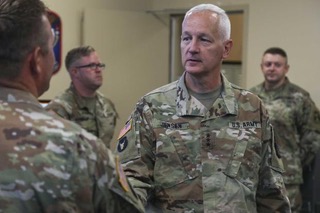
[75,63,106,70]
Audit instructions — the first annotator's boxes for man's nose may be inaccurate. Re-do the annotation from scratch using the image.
[188,39,199,53]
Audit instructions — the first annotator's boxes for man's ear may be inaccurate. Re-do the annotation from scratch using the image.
[285,64,290,75]
[69,67,78,77]
[222,39,233,59]
[29,47,42,76]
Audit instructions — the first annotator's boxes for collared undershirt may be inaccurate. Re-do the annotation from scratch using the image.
[189,85,222,110]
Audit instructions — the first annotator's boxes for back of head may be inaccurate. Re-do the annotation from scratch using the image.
[65,46,95,71]
[0,0,48,79]
[184,4,231,41]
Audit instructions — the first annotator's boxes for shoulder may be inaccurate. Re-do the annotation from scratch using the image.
[0,103,103,167]
[143,81,177,102]
[223,83,267,118]
[47,89,74,106]
[96,91,113,105]
[96,91,117,112]
[45,89,76,115]
[52,88,75,100]
[228,82,263,104]
[145,81,177,96]
[287,82,310,96]
[130,81,178,111]
[249,83,264,94]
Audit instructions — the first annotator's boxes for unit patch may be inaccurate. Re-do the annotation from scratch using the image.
[117,136,128,153]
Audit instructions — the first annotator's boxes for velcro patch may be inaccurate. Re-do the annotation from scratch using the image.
[117,119,132,139]
[117,136,128,153]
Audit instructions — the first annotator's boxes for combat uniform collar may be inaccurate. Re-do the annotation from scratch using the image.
[69,84,97,113]
[0,86,42,109]
[176,72,237,118]
[261,77,290,95]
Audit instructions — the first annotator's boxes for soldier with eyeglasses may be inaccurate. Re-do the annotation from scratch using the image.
[46,46,118,148]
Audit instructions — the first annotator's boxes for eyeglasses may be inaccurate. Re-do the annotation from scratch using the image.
[75,63,106,70]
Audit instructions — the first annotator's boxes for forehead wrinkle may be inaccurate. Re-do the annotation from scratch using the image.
[181,30,210,40]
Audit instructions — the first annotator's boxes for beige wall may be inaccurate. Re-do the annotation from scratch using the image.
[246,0,320,107]
[151,0,320,107]
[41,0,151,100]
[41,0,320,133]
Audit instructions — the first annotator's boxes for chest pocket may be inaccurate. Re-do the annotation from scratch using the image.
[153,121,201,189]
[220,127,262,191]
[73,114,97,134]
[264,98,295,127]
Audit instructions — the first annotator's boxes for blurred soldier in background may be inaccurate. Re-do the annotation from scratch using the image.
[46,46,118,148]
[250,47,320,212]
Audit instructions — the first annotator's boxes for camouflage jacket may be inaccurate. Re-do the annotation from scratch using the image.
[0,86,144,213]
[45,84,118,148]
[115,73,291,213]
[250,77,320,184]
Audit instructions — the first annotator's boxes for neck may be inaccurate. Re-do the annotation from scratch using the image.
[185,71,222,93]
[0,77,39,97]
[264,78,286,91]
[72,82,97,97]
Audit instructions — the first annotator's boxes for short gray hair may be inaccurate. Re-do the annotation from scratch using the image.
[184,4,231,41]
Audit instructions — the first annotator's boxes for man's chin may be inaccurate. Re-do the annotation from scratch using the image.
[185,69,202,75]
[266,78,280,84]
[266,76,278,82]
[94,84,102,90]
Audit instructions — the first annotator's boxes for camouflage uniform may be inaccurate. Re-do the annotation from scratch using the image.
[250,77,320,211]
[115,72,291,212]
[45,84,118,148]
[0,86,144,213]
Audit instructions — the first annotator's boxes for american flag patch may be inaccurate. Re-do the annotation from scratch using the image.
[117,119,132,139]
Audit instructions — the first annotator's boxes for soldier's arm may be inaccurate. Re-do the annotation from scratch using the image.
[45,100,70,120]
[93,139,145,213]
[298,96,320,166]
[256,121,291,212]
[254,101,291,212]
[114,104,155,206]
